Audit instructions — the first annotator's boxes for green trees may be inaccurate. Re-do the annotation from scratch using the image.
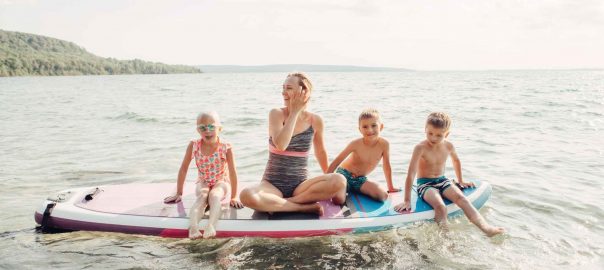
[0,30,201,77]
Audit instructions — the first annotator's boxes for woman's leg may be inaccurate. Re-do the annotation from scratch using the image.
[288,173,347,205]
[240,181,323,214]
[203,182,230,239]
[189,183,210,239]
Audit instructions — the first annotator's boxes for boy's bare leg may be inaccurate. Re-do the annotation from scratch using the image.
[442,185,505,237]
[203,182,229,239]
[189,184,210,239]
[240,181,324,215]
[359,180,388,202]
[423,188,449,230]
[288,173,347,205]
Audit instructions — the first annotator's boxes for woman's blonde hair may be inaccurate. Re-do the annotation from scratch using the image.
[287,72,313,94]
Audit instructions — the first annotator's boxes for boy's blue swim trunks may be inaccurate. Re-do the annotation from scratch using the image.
[417,176,453,199]
[336,167,367,193]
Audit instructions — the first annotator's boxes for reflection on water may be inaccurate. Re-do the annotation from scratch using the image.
[1,71,603,269]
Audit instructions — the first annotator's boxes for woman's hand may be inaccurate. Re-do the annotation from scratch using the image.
[163,194,182,204]
[230,198,244,209]
[288,88,308,113]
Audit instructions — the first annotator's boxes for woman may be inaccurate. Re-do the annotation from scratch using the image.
[240,72,346,215]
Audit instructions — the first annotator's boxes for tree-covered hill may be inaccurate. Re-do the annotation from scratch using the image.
[0,30,200,76]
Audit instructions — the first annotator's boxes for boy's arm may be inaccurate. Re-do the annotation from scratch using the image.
[381,140,399,192]
[449,142,474,188]
[327,141,355,173]
[226,147,244,208]
[165,141,193,203]
[312,114,329,173]
[394,144,422,212]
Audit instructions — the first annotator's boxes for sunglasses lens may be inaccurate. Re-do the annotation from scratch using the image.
[198,124,217,132]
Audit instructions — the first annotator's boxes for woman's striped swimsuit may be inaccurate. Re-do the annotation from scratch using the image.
[262,125,314,198]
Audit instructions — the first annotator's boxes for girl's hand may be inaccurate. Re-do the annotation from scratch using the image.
[230,198,244,209]
[163,194,182,204]
[394,201,411,213]
[288,88,308,113]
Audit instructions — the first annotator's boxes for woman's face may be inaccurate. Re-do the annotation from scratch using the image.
[282,76,303,105]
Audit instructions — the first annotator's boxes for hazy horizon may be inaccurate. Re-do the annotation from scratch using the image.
[1,0,603,70]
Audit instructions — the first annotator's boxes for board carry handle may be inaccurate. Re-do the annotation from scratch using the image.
[84,187,102,201]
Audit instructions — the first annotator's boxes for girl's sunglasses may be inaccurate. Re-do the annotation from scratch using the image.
[197,124,220,132]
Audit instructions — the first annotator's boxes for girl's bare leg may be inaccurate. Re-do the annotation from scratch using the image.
[203,182,230,239]
[359,180,388,202]
[288,173,347,205]
[240,181,323,215]
[442,186,505,237]
[189,183,210,239]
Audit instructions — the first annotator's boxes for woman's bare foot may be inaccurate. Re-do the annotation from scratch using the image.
[202,224,216,239]
[483,226,505,237]
[298,203,324,216]
[189,227,203,239]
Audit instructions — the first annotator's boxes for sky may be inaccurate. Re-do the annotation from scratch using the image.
[1,0,603,70]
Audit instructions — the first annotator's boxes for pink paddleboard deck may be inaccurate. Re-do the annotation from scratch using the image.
[73,183,351,220]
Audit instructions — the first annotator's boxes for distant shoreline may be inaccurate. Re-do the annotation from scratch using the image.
[197,64,413,73]
[196,65,603,73]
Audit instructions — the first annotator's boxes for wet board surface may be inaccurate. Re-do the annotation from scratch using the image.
[73,181,482,219]
[35,180,491,238]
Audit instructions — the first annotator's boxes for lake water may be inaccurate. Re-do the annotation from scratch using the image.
[0,71,603,269]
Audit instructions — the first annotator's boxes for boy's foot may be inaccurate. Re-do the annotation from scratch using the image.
[202,224,216,239]
[299,203,324,216]
[189,227,203,239]
[483,226,505,237]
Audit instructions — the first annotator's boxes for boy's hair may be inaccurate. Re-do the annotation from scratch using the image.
[359,108,381,123]
[426,112,451,131]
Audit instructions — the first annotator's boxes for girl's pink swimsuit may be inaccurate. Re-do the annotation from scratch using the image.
[192,138,230,187]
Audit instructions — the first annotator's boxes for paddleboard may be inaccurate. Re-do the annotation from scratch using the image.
[34,180,492,238]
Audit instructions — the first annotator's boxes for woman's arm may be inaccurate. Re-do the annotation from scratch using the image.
[269,88,308,150]
[268,108,295,150]
[312,114,329,173]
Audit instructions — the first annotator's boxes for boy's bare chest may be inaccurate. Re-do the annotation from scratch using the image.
[355,145,383,163]
[421,148,448,164]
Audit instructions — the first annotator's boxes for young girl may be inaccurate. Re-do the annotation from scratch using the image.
[164,111,243,239]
